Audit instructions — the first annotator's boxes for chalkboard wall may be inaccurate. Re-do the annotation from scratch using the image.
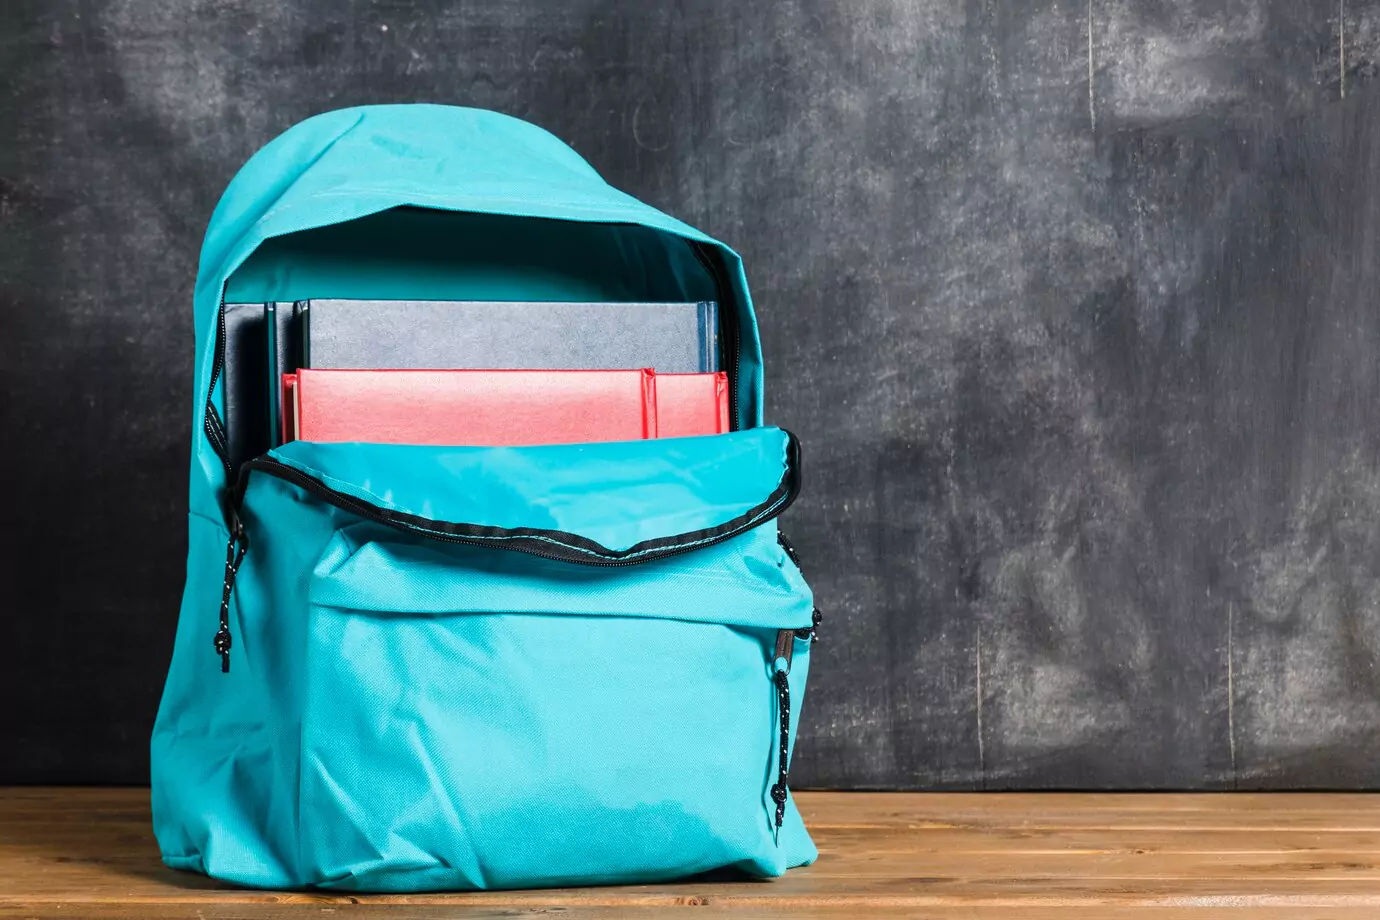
[3,0,1378,789]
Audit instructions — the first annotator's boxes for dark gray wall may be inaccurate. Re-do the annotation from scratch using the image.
[3,0,1378,789]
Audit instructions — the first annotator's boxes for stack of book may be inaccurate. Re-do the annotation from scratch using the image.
[222,299,729,465]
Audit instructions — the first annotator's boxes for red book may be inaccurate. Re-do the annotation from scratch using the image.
[285,368,656,447]
[281,373,296,445]
[655,372,730,439]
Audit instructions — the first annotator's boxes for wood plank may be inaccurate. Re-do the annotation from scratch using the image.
[19,846,1368,885]
[4,789,1380,917]
[815,826,1380,852]
[20,788,1380,820]
[800,792,1380,830]
[8,908,1380,920]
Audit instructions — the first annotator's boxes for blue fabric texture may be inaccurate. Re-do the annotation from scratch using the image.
[152,105,815,891]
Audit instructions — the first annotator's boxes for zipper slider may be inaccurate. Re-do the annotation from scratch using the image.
[773,628,795,674]
[795,607,822,643]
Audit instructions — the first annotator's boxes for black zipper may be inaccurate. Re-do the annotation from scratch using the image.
[234,431,802,569]
[205,404,229,464]
[204,298,233,477]
[208,296,227,408]
[777,531,802,568]
[690,242,743,432]
[769,530,816,829]
[776,531,821,645]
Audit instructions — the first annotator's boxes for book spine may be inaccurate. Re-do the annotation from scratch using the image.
[281,373,298,444]
[716,371,730,433]
[698,301,716,372]
[295,301,311,367]
[642,368,658,439]
[264,303,279,447]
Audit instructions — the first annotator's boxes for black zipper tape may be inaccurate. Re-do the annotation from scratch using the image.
[208,296,227,407]
[205,403,229,459]
[203,300,233,477]
[777,531,802,568]
[778,527,821,643]
[235,431,802,569]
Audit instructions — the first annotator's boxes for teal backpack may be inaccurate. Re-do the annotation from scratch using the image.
[152,105,818,892]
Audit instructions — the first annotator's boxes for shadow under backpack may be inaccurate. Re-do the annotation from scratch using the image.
[152,104,819,892]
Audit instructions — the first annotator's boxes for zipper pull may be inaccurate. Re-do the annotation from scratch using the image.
[769,632,794,831]
[769,661,792,830]
[215,511,248,673]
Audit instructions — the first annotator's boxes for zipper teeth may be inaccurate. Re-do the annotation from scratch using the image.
[777,531,803,569]
[204,299,233,476]
[204,408,228,456]
[208,297,227,401]
[240,453,798,569]
[205,405,232,476]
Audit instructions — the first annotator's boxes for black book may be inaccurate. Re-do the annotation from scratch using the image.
[220,302,268,468]
[222,302,298,463]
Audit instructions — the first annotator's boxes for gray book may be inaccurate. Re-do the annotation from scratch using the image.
[300,299,720,374]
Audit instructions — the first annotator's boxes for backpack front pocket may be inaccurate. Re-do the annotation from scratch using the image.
[218,428,816,891]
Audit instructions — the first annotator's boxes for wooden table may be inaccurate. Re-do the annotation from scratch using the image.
[3,789,1380,918]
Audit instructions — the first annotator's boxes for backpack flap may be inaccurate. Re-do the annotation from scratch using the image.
[243,426,800,568]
